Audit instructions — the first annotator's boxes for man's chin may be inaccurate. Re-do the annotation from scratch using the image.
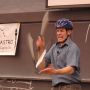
[58,40,64,42]
[57,40,65,43]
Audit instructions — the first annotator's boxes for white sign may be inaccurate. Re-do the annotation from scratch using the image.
[47,0,90,8]
[0,23,20,55]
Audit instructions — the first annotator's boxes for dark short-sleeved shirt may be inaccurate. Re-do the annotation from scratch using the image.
[44,38,81,86]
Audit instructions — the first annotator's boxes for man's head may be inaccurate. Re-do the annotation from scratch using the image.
[55,18,73,43]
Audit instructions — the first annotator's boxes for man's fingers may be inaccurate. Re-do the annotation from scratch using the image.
[39,68,52,73]
[36,35,45,50]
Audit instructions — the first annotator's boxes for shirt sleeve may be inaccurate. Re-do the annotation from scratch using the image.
[66,45,80,70]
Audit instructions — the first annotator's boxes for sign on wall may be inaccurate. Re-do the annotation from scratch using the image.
[47,0,90,8]
[0,23,20,55]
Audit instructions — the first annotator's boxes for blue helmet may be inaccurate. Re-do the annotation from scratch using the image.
[55,18,73,30]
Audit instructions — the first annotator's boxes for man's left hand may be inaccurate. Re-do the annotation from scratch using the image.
[39,68,57,74]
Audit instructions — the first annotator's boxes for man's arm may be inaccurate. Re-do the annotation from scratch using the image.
[36,35,46,70]
[40,66,75,75]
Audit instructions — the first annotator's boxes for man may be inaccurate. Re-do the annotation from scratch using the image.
[36,18,81,90]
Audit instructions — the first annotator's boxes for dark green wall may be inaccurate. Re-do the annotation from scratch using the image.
[0,0,46,14]
[0,0,90,90]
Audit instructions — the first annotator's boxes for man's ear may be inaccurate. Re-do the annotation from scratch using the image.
[67,30,72,36]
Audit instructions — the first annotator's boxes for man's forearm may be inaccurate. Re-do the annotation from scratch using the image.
[37,48,44,59]
[36,49,46,70]
[40,66,75,75]
[55,66,75,75]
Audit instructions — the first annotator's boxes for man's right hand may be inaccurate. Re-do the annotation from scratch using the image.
[36,35,45,51]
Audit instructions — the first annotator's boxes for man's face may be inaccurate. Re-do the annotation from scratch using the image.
[56,28,72,43]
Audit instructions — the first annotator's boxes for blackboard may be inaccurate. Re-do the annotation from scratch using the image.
[0,22,90,82]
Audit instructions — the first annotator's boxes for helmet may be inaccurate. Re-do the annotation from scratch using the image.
[55,18,73,30]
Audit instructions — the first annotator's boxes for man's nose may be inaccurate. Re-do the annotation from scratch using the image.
[57,31,61,35]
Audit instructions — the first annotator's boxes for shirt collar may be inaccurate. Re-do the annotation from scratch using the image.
[65,37,72,45]
[56,38,72,48]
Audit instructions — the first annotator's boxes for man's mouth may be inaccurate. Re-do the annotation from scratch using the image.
[57,36,63,39]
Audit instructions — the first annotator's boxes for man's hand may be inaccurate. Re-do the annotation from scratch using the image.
[36,35,45,51]
[39,68,57,74]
